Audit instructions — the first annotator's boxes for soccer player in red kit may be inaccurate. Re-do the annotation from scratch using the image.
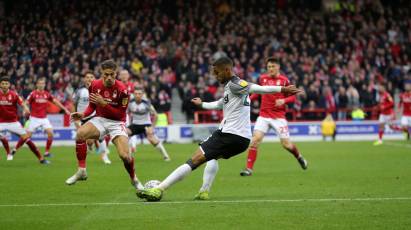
[0,77,49,164]
[373,85,395,145]
[398,80,411,140]
[240,57,307,176]
[119,69,137,93]
[17,77,70,157]
[66,60,144,192]
[119,69,139,152]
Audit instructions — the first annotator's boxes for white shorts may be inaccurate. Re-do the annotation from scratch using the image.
[378,114,394,124]
[254,116,290,139]
[27,116,53,132]
[401,116,411,126]
[0,121,27,136]
[89,117,128,140]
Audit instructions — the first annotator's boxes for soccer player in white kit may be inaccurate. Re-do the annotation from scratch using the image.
[127,87,170,161]
[139,57,301,201]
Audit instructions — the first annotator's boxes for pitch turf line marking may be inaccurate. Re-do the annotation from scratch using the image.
[1,197,411,207]
[384,142,411,149]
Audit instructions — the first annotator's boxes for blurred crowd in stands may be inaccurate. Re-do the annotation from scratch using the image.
[0,0,410,122]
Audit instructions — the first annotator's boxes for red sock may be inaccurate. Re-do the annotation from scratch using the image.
[15,137,26,150]
[1,137,10,155]
[46,136,53,153]
[76,140,87,168]
[288,144,301,159]
[246,147,258,170]
[26,139,43,160]
[123,157,135,180]
[378,130,384,140]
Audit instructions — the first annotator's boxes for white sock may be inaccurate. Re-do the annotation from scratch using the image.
[99,140,109,154]
[155,141,170,159]
[200,159,219,192]
[158,164,192,190]
[130,136,138,148]
[133,175,145,190]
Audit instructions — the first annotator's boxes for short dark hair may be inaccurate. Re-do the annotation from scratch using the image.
[212,56,233,67]
[37,77,46,83]
[265,57,280,65]
[0,77,10,82]
[134,86,144,92]
[84,70,95,77]
[100,59,118,70]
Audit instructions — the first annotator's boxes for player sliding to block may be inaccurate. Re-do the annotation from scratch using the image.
[66,60,144,192]
[240,57,307,177]
[139,56,301,201]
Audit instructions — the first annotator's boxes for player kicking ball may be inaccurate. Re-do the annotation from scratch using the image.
[65,60,144,192]
[240,57,307,176]
[139,57,301,201]
[0,77,48,164]
[127,87,170,161]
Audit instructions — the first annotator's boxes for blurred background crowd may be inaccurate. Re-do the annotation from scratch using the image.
[1,0,410,123]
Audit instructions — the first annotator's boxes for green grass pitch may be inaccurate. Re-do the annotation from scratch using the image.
[0,141,410,230]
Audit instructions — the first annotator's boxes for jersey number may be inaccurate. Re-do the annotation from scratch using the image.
[242,95,250,106]
[224,94,229,104]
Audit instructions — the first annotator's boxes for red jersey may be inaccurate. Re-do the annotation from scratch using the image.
[124,81,136,93]
[379,91,394,115]
[399,91,411,116]
[27,90,54,118]
[84,79,129,122]
[250,73,295,119]
[0,90,23,122]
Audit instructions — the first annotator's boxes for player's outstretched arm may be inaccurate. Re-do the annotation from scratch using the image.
[191,97,223,110]
[249,84,301,96]
[53,98,70,115]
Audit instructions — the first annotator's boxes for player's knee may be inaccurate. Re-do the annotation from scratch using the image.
[281,141,293,150]
[120,154,132,163]
[76,130,87,141]
[250,139,261,148]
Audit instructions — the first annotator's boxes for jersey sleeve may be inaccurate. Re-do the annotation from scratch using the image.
[229,78,250,95]
[47,92,54,101]
[26,92,33,103]
[16,95,23,105]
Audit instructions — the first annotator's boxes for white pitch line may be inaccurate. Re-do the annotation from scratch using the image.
[1,197,411,208]
[384,142,411,149]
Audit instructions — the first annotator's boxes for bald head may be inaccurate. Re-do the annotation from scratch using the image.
[119,70,130,83]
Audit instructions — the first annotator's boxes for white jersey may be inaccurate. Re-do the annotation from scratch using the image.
[218,76,251,139]
[128,99,152,125]
[73,87,89,113]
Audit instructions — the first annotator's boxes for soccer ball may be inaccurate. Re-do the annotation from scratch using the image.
[144,180,161,189]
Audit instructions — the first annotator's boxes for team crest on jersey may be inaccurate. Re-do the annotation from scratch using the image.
[8,95,12,100]
[104,91,109,97]
[113,90,117,98]
[276,80,281,85]
[239,80,248,87]
[122,98,128,105]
